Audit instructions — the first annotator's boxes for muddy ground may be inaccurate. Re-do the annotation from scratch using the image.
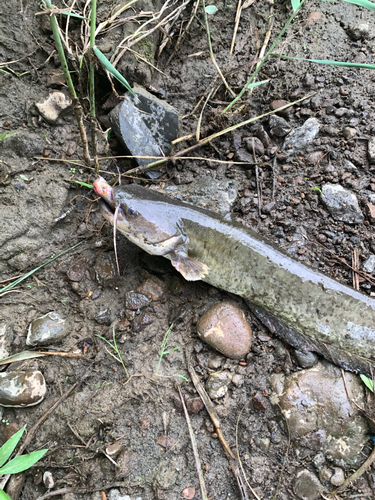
[1,0,375,499]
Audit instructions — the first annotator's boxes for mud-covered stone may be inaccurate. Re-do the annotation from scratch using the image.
[125,292,151,310]
[269,115,291,138]
[197,302,252,359]
[35,91,72,125]
[94,253,117,283]
[67,257,86,282]
[136,276,165,301]
[270,362,368,467]
[0,371,46,407]
[109,84,179,168]
[321,184,363,224]
[282,118,320,154]
[293,469,323,500]
[27,312,67,346]
[348,22,370,41]
[269,99,292,117]
[94,308,112,326]
[244,137,265,156]
[206,372,232,399]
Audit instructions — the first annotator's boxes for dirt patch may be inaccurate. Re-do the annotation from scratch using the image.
[1,0,375,499]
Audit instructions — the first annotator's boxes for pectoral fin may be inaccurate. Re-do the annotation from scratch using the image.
[170,251,209,281]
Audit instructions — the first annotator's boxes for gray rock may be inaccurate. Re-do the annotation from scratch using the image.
[270,362,369,467]
[342,127,356,141]
[244,136,265,156]
[35,91,72,125]
[348,22,370,41]
[0,371,46,407]
[294,350,318,369]
[206,372,232,399]
[293,469,323,500]
[343,159,357,172]
[285,226,307,256]
[254,436,270,452]
[293,470,323,500]
[269,115,291,138]
[109,84,179,168]
[368,137,375,164]
[282,118,320,154]
[330,467,345,486]
[319,466,333,482]
[312,452,325,470]
[153,459,177,490]
[321,184,363,224]
[363,255,375,274]
[163,176,238,216]
[27,312,67,347]
[94,308,112,326]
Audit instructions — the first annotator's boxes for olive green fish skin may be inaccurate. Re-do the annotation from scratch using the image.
[109,184,375,374]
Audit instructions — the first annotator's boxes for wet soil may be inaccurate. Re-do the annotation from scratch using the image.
[1,0,375,499]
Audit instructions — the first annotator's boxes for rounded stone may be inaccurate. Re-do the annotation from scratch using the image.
[197,302,252,359]
[0,371,46,407]
[330,467,345,486]
[27,312,67,347]
[293,469,323,500]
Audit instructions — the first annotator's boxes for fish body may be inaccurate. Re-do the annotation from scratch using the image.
[94,178,375,375]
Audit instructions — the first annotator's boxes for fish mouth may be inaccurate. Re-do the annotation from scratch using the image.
[99,198,127,226]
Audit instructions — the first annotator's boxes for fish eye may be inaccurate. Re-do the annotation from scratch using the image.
[100,186,107,195]
[127,207,137,216]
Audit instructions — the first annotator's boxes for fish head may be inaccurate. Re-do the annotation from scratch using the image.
[93,178,184,255]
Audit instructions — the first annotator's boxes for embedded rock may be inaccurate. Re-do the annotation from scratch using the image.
[206,372,232,399]
[293,470,323,500]
[321,184,363,224]
[270,361,368,467]
[0,371,46,407]
[109,84,179,170]
[35,91,72,125]
[27,312,67,346]
[197,302,252,359]
[282,118,320,154]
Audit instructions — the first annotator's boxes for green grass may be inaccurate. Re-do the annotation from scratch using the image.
[96,326,129,379]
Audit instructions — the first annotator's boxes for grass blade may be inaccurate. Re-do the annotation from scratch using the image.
[291,0,301,10]
[272,53,375,70]
[0,241,84,297]
[0,490,12,500]
[93,47,134,95]
[0,427,25,468]
[360,374,374,392]
[0,449,48,475]
[246,79,269,89]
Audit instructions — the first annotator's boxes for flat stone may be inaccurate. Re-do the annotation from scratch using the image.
[35,91,72,125]
[206,372,232,399]
[94,253,117,283]
[153,459,177,490]
[136,276,165,301]
[363,255,375,274]
[282,118,320,154]
[270,362,369,467]
[0,371,46,407]
[197,302,252,359]
[269,115,291,138]
[109,84,179,168]
[269,99,292,117]
[163,176,238,216]
[294,350,318,369]
[294,470,323,500]
[27,312,67,346]
[125,292,151,310]
[321,184,363,224]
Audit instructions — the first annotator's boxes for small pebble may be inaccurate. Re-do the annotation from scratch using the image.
[206,372,232,399]
[330,467,345,486]
[136,276,165,301]
[43,471,54,489]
